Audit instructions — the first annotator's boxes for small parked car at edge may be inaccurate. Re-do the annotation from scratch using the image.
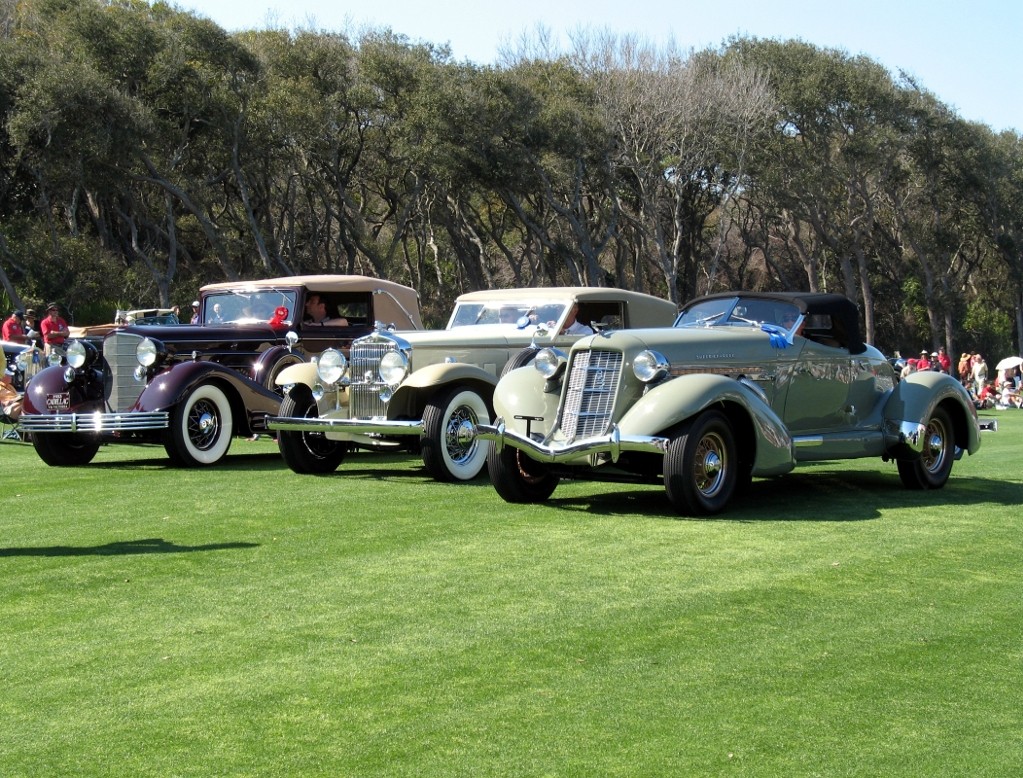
[266,287,678,481]
[474,291,982,516]
[18,275,422,467]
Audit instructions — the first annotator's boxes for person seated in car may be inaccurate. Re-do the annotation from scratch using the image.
[778,310,804,335]
[560,304,593,335]
[303,294,348,326]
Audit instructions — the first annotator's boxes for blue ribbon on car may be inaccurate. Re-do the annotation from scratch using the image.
[761,323,792,349]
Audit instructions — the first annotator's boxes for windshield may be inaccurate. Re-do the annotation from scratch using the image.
[448,300,568,329]
[202,289,298,325]
[675,297,803,333]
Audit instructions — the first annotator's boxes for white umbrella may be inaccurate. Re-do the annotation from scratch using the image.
[995,355,1023,371]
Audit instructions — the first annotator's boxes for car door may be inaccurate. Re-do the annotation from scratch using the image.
[781,340,858,434]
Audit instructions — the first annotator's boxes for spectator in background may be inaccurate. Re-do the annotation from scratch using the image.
[190,300,200,324]
[937,347,951,374]
[916,350,931,371]
[3,310,27,343]
[23,309,39,341]
[957,352,971,384]
[997,379,1021,409]
[40,302,70,356]
[976,380,997,409]
[971,354,988,395]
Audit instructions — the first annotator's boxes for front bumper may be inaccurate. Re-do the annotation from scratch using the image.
[267,415,424,437]
[18,411,170,433]
[474,418,670,463]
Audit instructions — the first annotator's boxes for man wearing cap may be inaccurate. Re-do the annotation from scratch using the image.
[41,302,70,356]
[190,300,200,324]
[23,309,39,341]
[2,309,27,343]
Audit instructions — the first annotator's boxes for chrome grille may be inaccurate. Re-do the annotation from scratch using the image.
[104,332,146,411]
[349,340,397,418]
[559,349,623,439]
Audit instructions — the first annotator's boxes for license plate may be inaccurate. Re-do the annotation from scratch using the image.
[45,392,71,410]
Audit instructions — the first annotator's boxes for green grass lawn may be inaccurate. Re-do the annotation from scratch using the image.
[2,411,1021,776]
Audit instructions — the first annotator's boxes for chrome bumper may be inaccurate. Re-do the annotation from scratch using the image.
[18,411,169,433]
[474,418,670,463]
[267,415,424,437]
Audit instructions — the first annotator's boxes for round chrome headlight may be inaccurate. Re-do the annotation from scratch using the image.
[66,340,88,369]
[317,349,347,385]
[378,349,409,385]
[15,351,29,371]
[136,337,159,367]
[47,350,62,367]
[534,347,565,379]
[633,350,669,383]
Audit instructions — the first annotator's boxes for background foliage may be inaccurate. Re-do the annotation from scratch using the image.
[0,0,1021,357]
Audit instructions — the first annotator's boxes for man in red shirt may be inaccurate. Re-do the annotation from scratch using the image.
[937,347,952,374]
[2,310,27,343]
[40,302,70,356]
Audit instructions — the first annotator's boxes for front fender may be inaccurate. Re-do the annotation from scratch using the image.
[617,374,794,476]
[399,362,498,390]
[386,362,500,417]
[136,361,281,417]
[22,365,103,414]
[274,361,319,388]
[492,366,560,439]
[885,371,980,455]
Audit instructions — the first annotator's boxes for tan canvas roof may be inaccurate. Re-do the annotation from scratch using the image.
[453,287,677,328]
[199,275,423,329]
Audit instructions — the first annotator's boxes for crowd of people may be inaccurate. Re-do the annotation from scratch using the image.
[896,346,1022,410]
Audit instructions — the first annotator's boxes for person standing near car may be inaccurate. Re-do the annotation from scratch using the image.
[2,309,27,343]
[40,302,70,356]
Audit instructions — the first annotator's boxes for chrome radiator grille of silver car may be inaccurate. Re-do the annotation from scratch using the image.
[349,340,396,418]
[104,332,146,412]
[559,349,623,439]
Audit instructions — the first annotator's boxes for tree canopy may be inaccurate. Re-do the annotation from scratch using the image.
[1,0,1020,357]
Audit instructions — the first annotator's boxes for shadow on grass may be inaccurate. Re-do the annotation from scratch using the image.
[545,470,1023,523]
[0,537,260,557]
[80,446,429,475]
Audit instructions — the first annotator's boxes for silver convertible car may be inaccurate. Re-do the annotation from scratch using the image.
[475,291,982,516]
[267,287,678,481]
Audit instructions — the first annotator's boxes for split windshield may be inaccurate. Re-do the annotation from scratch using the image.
[202,289,298,325]
[447,301,568,329]
[675,297,802,332]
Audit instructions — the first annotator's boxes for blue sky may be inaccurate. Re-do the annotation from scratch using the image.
[176,0,1022,133]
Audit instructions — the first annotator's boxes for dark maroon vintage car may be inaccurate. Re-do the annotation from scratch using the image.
[19,275,421,467]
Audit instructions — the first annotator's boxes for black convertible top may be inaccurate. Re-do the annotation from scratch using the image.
[684,291,867,354]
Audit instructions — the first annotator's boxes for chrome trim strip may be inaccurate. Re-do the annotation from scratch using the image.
[792,435,824,447]
[475,419,669,463]
[18,411,169,433]
[267,415,424,437]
